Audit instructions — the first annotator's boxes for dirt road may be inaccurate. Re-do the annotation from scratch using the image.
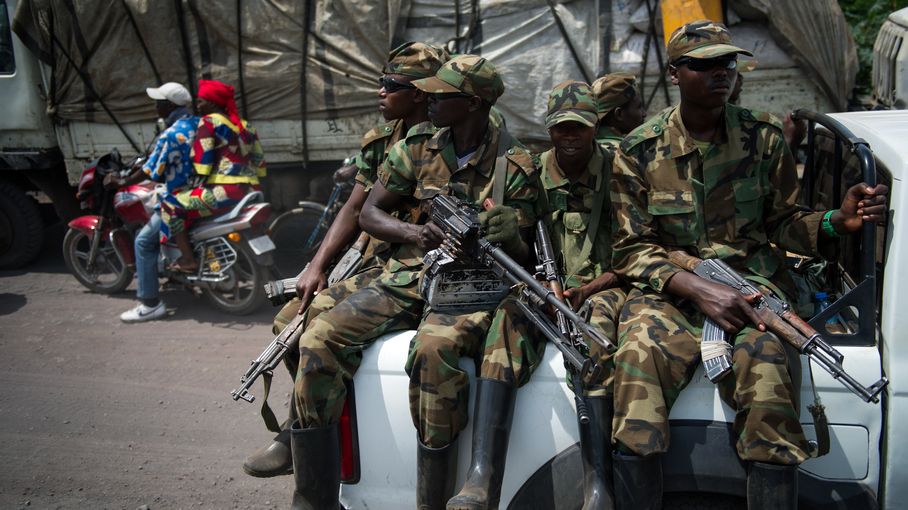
[0,225,296,509]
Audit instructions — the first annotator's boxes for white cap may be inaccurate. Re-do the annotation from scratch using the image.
[145,82,192,106]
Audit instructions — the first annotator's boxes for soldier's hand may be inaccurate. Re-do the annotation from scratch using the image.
[295,267,328,314]
[479,205,521,252]
[669,272,765,335]
[832,183,889,234]
[416,223,446,251]
[563,271,621,310]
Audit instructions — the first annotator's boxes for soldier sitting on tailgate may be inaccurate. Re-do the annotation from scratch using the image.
[608,20,888,509]
[241,42,448,480]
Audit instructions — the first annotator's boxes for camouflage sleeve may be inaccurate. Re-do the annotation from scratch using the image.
[248,126,267,178]
[501,153,539,227]
[378,138,418,196]
[353,139,384,192]
[609,145,682,293]
[764,133,824,255]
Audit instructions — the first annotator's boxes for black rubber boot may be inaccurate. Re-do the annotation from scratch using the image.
[579,396,615,510]
[746,461,798,510]
[243,399,297,477]
[612,451,662,510]
[289,421,340,510]
[446,378,516,510]
[417,439,458,510]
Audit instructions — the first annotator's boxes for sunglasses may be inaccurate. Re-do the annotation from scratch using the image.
[378,76,416,93]
[429,92,474,101]
[673,56,738,72]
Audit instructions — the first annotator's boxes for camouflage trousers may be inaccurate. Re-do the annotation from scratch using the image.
[293,269,424,429]
[612,288,810,465]
[480,287,626,397]
[272,266,385,378]
[578,287,627,397]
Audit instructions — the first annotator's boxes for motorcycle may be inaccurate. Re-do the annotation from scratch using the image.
[63,149,276,315]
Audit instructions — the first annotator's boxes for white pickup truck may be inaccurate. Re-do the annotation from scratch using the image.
[329,109,905,510]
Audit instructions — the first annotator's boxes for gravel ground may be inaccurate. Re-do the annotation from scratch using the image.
[0,224,297,509]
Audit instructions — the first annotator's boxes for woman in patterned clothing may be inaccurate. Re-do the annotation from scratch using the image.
[161,79,266,272]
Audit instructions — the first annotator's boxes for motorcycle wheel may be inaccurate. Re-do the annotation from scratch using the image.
[201,240,266,315]
[62,228,134,294]
[267,203,328,277]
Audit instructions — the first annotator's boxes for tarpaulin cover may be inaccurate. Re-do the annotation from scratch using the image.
[12,0,858,142]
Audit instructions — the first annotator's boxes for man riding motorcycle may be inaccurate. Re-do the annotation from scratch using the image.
[104,82,198,323]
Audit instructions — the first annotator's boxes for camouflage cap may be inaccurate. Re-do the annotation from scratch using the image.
[545,80,598,129]
[591,72,638,119]
[412,54,505,105]
[666,20,753,63]
[382,41,450,78]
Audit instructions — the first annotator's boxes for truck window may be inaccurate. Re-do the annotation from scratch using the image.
[0,0,14,75]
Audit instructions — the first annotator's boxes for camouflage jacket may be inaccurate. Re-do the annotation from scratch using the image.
[539,145,612,289]
[595,124,624,151]
[379,121,539,279]
[353,119,408,192]
[611,104,824,294]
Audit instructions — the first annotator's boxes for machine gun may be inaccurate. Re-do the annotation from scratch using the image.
[429,194,616,422]
[231,312,305,404]
[669,251,888,403]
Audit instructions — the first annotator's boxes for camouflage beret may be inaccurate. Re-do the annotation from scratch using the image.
[412,54,505,105]
[545,80,598,129]
[591,72,638,119]
[382,41,450,79]
[666,20,753,63]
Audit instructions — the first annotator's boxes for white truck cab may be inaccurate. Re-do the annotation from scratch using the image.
[335,110,905,510]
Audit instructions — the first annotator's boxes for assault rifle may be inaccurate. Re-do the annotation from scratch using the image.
[669,251,888,403]
[429,194,616,422]
[231,312,306,404]
[263,232,371,306]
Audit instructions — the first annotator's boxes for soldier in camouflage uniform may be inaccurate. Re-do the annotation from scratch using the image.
[289,55,538,510]
[242,41,448,483]
[590,73,646,150]
[451,80,627,510]
[609,21,889,510]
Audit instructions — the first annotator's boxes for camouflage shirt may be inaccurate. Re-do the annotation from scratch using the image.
[595,124,624,151]
[379,121,539,274]
[611,104,824,294]
[539,144,612,289]
[353,119,408,192]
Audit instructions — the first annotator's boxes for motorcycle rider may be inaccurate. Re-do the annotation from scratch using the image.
[161,79,266,273]
[105,82,198,322]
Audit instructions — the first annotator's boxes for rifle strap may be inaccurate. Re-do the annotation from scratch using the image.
[568,163,606,279]
[260,372,282,433]
[806,360,831,457]
[491,128,516,207]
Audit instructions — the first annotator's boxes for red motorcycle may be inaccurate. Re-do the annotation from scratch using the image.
[63,149,275,314]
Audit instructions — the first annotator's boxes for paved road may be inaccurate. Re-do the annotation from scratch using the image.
[0,225,296,509]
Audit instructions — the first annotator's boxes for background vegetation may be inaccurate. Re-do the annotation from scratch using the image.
[839,0,908,97]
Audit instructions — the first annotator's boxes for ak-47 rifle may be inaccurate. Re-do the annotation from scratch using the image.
[429,194,616,422]
[231,311,306,405]
[263,232,371,306]
[669,251,888,403]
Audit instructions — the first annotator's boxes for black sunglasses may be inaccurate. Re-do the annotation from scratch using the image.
[378,76,416,93]
[429,92,474,101]
[673,56,737,72]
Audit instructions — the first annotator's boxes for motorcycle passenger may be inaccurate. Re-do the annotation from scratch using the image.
[608,20,889,509]
[161,79,266,273]
[241,41,449,479]
[104,82,198,322]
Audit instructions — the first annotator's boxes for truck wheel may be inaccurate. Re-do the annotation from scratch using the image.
[0,182,45,269]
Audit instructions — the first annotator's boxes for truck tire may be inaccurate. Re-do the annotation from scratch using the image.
[0,182,45,269]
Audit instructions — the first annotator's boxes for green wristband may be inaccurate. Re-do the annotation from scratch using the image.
[822,209,841,239]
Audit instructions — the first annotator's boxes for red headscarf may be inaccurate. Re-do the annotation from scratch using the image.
[197,79,243,129]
